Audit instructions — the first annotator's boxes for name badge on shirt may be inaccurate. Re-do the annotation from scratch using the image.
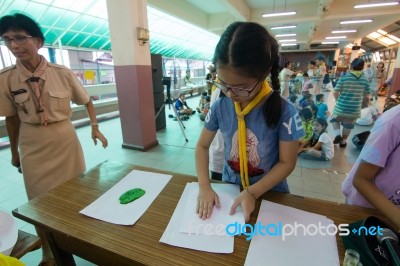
[11,88,27,96]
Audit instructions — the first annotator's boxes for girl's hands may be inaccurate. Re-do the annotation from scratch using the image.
[230,190,256,222]
[91,127,108,148]
[197,186,220,219]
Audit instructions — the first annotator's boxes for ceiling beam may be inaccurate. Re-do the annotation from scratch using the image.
[219,0,250,21]
[147,0,208,29]
[307,0,334,44]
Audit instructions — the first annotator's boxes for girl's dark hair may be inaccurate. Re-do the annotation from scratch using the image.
[299,108,312,121]
[0,13,45,43]
[314,118,328,131]
[212,22,283,128]
[284,61,292,68]
[316,94,324,102]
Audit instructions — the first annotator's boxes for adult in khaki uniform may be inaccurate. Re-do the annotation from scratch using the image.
[0,13,108,265]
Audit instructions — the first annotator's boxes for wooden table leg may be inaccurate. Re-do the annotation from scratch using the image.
[43,230,76,266]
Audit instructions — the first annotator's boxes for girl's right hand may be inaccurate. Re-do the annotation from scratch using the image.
[196,186,220,219]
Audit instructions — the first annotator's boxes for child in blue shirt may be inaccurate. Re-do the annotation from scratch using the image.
[195,22,304,222]
[316,94,329,120]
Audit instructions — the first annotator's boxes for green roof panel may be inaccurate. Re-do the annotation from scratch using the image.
[1,0,219,60]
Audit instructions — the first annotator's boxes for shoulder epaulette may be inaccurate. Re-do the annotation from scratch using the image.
[0,65,16,74]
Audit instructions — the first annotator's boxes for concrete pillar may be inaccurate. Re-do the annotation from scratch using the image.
[388,44,400,97]
[106,0,158,151]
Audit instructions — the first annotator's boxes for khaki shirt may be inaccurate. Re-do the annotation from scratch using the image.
[0,63,90,124]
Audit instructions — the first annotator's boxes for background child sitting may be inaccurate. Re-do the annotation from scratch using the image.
[298,108,314,151]
[316,94,330,120]
[300,94,318,118]
[175,94,195,116]
[383,89,400,112]
[299,118,334,161]
[356,97,380,126]
[289,94,301,111]
[199,96,211,121]
[301,72,313,96]
[196,91,208,113]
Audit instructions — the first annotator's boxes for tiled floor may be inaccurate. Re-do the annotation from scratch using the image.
[0,91,385,265]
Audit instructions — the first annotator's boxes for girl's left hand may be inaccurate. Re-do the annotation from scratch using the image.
[229,190,256,222]
[91,128,108,148]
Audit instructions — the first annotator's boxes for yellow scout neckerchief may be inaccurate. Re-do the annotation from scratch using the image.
[234,80,272,189]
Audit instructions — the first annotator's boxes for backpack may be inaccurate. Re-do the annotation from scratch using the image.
[352,131,370,150]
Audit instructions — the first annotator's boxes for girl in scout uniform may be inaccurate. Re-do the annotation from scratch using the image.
[195,22,304,222]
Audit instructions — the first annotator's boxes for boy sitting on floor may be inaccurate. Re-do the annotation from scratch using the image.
[175,94,196,116]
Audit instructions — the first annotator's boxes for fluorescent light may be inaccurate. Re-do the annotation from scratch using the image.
[270,25,297,30]
[354,2,398,8]
[368,32,382,38]
[281,43,298,46]
[388,34,400,42]
[262,11,296,17]
[275,33,297,37]
[380,37,396,45]
[322,41,339,44]
[326,36,346,39]
[278,39,297,42]
[331,30,357,33]
[341,19,372,24]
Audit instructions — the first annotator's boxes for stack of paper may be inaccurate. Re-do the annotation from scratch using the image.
[160,182,245,253]
[244,200,340,266]
[80,170,172,225]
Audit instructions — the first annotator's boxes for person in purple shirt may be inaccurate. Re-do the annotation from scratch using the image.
[342,105,400,232]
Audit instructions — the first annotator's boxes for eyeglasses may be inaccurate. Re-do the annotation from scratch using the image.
[0,35,33,46]
[212,80,260,97]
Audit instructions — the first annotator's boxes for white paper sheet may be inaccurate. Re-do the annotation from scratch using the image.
[244,200,340,266]
[160,183,236,253]
[179,183,245,236]
[80,170,172,225]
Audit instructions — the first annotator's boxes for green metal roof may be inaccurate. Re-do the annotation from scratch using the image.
[0,0,219,60]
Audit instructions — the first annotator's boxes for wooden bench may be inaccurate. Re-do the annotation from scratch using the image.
[10,230,41,259]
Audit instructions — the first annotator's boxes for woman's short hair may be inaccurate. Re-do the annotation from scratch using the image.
[0,13,45,43]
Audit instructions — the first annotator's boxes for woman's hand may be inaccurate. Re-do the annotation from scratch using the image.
[11,151,20,168]
[91,126,108,148]
[197,186,220,219]
[230,190,256,222]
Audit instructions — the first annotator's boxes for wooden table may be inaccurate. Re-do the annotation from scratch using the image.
[12,161,390,265]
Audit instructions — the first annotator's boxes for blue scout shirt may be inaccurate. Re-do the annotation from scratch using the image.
[204,96,304,193]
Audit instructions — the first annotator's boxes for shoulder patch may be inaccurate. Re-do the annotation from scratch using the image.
[0,65,16,74]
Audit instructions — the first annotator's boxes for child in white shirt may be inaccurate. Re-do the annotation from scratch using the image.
[356,98,380,126]
[302,72,313,95]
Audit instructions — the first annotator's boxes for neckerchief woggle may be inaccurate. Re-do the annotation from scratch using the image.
[234,80,272,189]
